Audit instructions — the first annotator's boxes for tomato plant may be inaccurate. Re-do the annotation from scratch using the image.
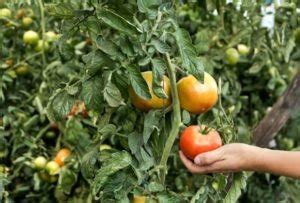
[1,0,300,202]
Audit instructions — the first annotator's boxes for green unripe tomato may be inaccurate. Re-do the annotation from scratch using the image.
[212,182,219,190]
[33,156,47,170]
[22,17,33,28]
[225,48,240,65]
[34,40,49,52]
[15,66,29,76]
[45,131,56,139]
[99,144,112,151]
[23,30,39,45]
[294,28,300,44]
[0,8,12,18]
[46,161,60,175]
[45,31,58,42]
[237,44,250,56]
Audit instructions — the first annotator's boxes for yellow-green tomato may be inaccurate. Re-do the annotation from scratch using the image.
[225,48,240,65]
[0,8,12,18]
[237,44,250,56]
[99,144,112,151]
[35,40,49,52]
[33,156,47,170]
[45,31,58,42]
[22,17,33,28]
[23,30,39,45]
[15,66,29,76]
[46,161,60,175]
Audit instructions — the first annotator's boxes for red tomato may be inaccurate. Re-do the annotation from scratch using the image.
[179,125,222,159]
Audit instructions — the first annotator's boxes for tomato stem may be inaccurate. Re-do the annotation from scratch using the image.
[38,0,46,65]
[159,53,182,184]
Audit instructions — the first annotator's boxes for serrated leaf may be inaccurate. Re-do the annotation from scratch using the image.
[46,3,75,18]
[127,65,151,100]
[151,58,168,99]
[97,7,141,36]
[104,82,123,107]
[137,0,160,19]
[58,168,77,195]
[128,131,143,154]
[143,110,162,143]
[151,39,170,54]
[46,89,76,122]
[96,37,123,59]
[223,172,247,203]
[92,151,131,196]
[81,149,99,182]
[81,74,104,112]
[174,28,204,81]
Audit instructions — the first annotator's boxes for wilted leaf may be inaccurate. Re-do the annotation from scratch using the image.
[151,58,168,99]
[127,65,151,100]
[97,8,141,36]
[92,151,131,196]
[174,28,204,81]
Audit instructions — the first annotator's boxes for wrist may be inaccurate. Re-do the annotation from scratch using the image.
[242,144,269,171]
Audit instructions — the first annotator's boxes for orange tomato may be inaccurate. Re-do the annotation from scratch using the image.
[54,148,71,167]
[177,72,218,114]
[129,71,171,111]
[133,195,146,203]
[180,125,222,159]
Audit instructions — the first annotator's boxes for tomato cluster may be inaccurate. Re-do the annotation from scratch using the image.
[129,70,222,159]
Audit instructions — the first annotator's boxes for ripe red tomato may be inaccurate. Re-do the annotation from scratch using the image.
[179,125,222,159]
[54,148,71,167]
[177,72,218,114]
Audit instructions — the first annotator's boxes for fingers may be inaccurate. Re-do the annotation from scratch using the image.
[179,151,224,174]
[194,147,224,166]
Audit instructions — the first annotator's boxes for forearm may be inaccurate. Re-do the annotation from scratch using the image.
[247,146,300,178]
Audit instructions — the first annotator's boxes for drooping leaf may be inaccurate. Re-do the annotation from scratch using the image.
[46,89,76,122]
[143,110,162,143]
[104,82,124,107]
[151,39,170,54]
[128,131,143,154]
[174,28,204,81]
[92,151,132,196]
[97,7,141,36]
[57,168,78,195]
[127,65,151,100]
[46,3,75,19]
[151,58,168,99]
[223,172,248,203]
[81,74,104,112]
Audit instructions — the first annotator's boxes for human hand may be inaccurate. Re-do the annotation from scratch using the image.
[179,143,259,174]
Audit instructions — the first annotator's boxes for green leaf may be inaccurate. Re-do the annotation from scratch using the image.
[96,37,123,59]
[148,182,164,192]
[137,0,160,19]
[82,50,115,76]
[81,149,99,182]
[46,89,76,122]
[92,151,131,196]
[98,124,117,141]
[46,3,75,18]
[151,58,168,99]
[104,82,124,107]
[64,118,93,155]
[143,110,162,143]
[81,74,104,112]
[223,172,247,203]
[174,28,204,81]
[58,168,78,195]
[284,38,295,63]
[151,39,170,54]
[127,65,151,100]
[97,8,141,36]
[128,131,143,154]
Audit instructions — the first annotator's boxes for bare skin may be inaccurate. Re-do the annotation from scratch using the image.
[179,143,300,178]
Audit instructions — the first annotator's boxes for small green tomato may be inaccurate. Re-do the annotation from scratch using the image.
[46,161,60,175]
[33,156,47,170]
[23,30,39,45]
[0,8,12,18]
[225,48,240,65]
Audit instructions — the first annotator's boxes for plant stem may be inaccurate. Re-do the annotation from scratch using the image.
[159,53,182,184]
[38,0,46,66]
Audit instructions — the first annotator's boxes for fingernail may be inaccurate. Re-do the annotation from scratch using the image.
[194,157,201,165]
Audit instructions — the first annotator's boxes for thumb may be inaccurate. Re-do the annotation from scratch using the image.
[194,147,223,166]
